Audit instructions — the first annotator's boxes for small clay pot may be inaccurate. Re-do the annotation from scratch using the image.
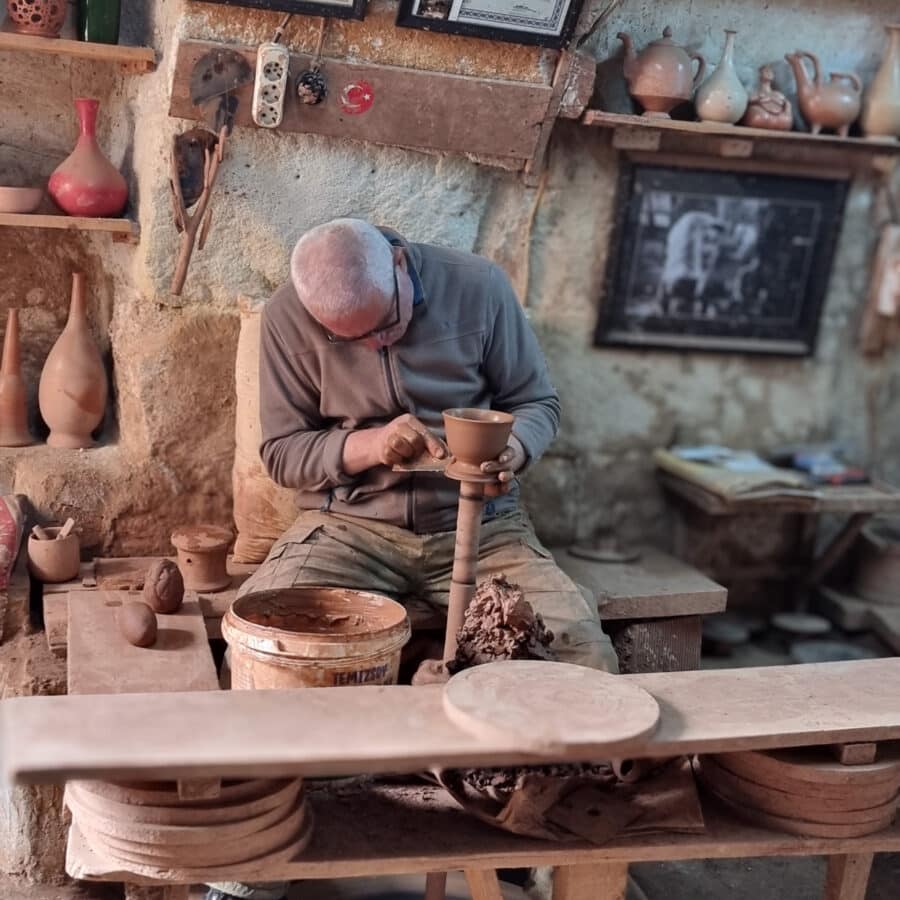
[5,0,67,37]
[118,601,158,647]
[170,525,233,592]
[142,559,185,614]
[442,408,513,478]
[27,527,80,583]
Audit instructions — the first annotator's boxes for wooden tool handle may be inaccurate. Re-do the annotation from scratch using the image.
[57,518,76,540]
[31,524,51,541]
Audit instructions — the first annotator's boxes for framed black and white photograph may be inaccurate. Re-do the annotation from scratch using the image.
[396,0,585,48]
[595,163,849,356]
[196,0,366,21]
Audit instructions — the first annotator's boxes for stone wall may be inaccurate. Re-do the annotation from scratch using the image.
[1,0,899,560]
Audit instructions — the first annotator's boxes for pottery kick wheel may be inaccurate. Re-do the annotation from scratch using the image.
[440,407,515,662]
[443,659,660,752]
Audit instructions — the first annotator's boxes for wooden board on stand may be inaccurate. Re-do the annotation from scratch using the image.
[67,591,219,696]
[7,658,900,784]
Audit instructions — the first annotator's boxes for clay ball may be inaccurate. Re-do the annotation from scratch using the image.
[142,559,185,614]
[119,601,158,648]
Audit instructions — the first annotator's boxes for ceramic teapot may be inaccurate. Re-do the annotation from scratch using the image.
[618,26,706,117]
[785,51,861,136]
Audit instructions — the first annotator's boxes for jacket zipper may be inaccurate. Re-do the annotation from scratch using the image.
[381,348,414,531]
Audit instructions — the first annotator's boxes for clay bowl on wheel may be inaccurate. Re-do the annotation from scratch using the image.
[442,408,514,478]
[0,187,43,214]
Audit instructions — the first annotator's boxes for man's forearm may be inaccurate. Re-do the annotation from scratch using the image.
[342,429,382,475]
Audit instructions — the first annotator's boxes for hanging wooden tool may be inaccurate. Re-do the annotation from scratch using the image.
[169,126,227,296]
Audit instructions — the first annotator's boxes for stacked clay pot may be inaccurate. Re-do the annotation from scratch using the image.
[65,778,312,877]
[697,747,900,837]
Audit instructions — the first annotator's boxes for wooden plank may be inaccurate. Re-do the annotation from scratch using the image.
[831,743,878,766]
[813,586,874,632]
[554,547,726,619]
[823,853,874,900]
[581,110,900,153]
[7,659,900,784]
[0,213,139,242]
[0,31,155,70]
[67,591,218,696]
[806,514,871,586]
[170,40,550,162]
[465,869,505,900]
[64,783,900,886]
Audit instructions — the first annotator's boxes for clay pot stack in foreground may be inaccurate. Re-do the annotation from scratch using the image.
[697,747,900,837]
[65,778,312,877]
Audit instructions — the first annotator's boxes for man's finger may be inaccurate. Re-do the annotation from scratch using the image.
[406,418,446,458]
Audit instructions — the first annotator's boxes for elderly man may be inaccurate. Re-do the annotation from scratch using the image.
[206,217,613,900]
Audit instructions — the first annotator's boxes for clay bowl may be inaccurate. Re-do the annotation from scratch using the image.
[0,186,43,214]
[27,527,80,583]
[442,408,514,468]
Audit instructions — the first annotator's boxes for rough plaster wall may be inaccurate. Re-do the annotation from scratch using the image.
[1,0,899,558]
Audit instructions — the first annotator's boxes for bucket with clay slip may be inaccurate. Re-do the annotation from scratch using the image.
[222,587,411,690]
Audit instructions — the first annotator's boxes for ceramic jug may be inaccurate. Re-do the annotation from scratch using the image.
[48,98,128,218]
[38,273,108,449]
[695,29,748,124]
[618,27,706,117]
[741,65,793,131]
[0,309,34,448]
[785,51,861,136]
[862,24,900,138]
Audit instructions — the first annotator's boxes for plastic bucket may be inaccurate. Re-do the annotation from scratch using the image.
[222,588,411,690]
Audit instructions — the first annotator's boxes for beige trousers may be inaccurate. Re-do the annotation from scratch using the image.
[238,508,615,671]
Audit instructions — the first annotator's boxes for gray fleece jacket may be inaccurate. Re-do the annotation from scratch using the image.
[258,229,560,534]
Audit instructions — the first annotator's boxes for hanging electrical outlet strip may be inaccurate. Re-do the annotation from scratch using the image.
[252,42,290,129]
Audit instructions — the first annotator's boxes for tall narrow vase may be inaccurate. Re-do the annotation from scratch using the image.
[0,310,34,448]
[48,98,128,218]
[38,273,108,449]
[77,0,121,44]
[862,24,900,138]
[695,29,748,124]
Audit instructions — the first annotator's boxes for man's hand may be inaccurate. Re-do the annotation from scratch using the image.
[343,414,446,475]
[480,434,527,497]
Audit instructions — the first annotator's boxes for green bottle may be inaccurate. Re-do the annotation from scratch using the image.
[77,0,121,44]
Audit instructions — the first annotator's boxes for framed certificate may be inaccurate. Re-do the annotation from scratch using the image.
[396,0,584,48]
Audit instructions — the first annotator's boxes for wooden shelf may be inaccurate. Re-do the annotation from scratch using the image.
[581,110,900,172]
[0,31,155,71]
[0,213,139,243]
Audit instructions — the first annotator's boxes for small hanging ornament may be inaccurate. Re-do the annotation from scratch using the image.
[297,68,327,105]
[296,17,328,106]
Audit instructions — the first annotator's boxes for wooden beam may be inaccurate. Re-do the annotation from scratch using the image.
[170,39,550,163]
[465,869,505,900]
[0,213,139,242]
[6,659,900,784]
[553,863,629,900]
[823,853,874,900]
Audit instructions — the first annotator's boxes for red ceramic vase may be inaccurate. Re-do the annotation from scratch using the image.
[48,98,128,218]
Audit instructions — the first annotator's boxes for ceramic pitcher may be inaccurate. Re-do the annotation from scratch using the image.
[695,29,748,124]
[862,24,900,138]
[38,273,108,449]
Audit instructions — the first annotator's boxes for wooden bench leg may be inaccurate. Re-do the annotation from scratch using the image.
[553,863,629,900]
[426,871,448,900]
[824,853,874,900]
[465,869,505,900]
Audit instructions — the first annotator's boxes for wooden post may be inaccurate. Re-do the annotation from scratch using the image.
[553,863,630,900]
[443,480,485,662]
[465,869,506,900]
[425,872,448,900]
[823,853,874,900]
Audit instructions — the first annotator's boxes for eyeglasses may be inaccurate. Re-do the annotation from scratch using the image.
[324,269,401,343]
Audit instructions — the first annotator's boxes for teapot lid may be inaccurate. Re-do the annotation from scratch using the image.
[650,26,677,46]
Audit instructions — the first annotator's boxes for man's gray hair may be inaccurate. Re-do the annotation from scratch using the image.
[290,218,394,323]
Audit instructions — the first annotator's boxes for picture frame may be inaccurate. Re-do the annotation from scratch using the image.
[595,162,849,357]
[395,0,584,48]
[195,0,366,21]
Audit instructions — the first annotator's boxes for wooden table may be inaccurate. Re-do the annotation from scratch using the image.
[555,546,727,672]
[658,473,900,607]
